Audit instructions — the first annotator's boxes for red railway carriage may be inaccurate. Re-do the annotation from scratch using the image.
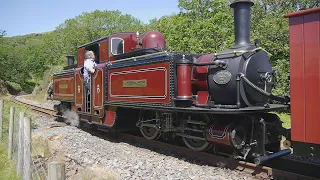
[285,7,320,159]
[51,0,320,165]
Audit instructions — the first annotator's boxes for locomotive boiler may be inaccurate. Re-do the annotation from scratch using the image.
[51,0,293,164]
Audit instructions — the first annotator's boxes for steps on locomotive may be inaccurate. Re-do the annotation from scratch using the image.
[84,83,91,113]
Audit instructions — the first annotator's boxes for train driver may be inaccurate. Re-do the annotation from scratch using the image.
[84,51,97,91]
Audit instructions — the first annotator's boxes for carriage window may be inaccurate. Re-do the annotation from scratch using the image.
[111,38,124,55]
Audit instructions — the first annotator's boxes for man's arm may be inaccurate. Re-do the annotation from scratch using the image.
[88,67,95,74]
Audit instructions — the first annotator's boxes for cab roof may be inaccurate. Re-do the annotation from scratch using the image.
[77,32,136,49]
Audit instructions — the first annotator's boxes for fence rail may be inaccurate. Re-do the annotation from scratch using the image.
[0,100,65,180]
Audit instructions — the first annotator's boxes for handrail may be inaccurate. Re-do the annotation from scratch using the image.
[108,51,169,64]
[213,47,272,57]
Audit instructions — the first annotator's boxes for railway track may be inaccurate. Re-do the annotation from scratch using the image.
[12,96,61,118]
[12,96,320,180]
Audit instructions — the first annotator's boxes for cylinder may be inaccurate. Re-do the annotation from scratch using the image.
[175,56,192,107]
[205,119,246,150]
[67,55,75,66]
[230,0,254,47]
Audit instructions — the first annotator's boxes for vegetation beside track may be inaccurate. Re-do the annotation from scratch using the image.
[0,99,27,180]
[0,143,20,180]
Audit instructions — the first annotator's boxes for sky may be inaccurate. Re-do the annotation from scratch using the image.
[0,0,180,37]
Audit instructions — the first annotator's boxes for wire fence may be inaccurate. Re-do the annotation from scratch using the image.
[0,100,65,180]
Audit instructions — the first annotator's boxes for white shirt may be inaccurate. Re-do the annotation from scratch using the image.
[84,58,96,79]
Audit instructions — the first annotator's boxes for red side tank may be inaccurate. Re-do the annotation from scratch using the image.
[142,30,166,49]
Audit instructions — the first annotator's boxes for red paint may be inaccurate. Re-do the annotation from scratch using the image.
[142,30,166,49]
[104,106,117,127]
[53,75,74,100]
[197,91,209,105]
[71,104,77,112]
[78,47,85,67]
[286,10,320,144]
[108,62,171,104]
[303,13,320,144]
[108,33,137,62]
[195,54,214,74]
[177,64,192,99]
[92,64,105,117]
[192,54,213,91]
[99,39,109,62]
[289,16,305,142]
[205,119,234,146]
[284,7,320,18]
[74,68,84,112]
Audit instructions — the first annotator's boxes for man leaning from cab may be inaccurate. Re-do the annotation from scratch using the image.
[84,50,97,91]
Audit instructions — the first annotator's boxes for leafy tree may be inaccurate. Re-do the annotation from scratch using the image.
[153,0,234,53]
[0,30,5,37]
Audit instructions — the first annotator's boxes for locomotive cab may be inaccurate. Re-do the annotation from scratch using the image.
[71,31,167,126]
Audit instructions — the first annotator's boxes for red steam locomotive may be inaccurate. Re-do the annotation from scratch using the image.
[50,0,320,165]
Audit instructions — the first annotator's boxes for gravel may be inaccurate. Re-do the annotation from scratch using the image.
[23,95,262,180]
[31,118,261,180]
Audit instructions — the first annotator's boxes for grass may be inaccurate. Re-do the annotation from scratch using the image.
[0,144,21,180]
[276,112,291,129]
[27,65,64,103]
[32,134,51,159]
[5,82,22,92]
[0,98,34,180]
[0,99,27,180]
[25,91,47,103]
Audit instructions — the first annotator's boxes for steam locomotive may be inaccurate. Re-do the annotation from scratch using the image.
[50,0,320,165]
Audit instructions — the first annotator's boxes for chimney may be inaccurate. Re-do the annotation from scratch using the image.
[230,0,254,48]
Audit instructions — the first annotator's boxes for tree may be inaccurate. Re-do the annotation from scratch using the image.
[0,30,5,37]
[153,0,234,53]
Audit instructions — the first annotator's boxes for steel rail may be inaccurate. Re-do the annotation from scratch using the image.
[11,96,60,118]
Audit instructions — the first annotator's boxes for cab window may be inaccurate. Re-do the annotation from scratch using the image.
[85,43,100,64]
[111,38,124,55]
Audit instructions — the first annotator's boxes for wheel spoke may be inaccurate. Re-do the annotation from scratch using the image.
[140,126,161,140]
[182,137,212,151]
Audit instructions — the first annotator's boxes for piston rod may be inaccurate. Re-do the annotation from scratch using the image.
[254,148,292,165]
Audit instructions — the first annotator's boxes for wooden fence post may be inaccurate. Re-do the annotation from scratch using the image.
[48,161,65,180]
[8,106,15,160]
[0,100,3,140]
[17,111,24,176]
[23,117,31,180]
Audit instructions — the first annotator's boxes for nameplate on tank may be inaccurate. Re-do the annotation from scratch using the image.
[59,84,68,89]
[213,70,232,85]
[123,79,147,88]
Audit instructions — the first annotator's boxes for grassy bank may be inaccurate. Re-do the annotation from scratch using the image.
[0,144,21,180]
[26,65,63,103]
[0,98,31,180]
